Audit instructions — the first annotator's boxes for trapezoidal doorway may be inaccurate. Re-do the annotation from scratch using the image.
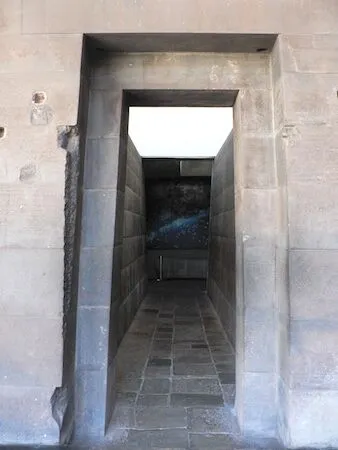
[71,49,282,445]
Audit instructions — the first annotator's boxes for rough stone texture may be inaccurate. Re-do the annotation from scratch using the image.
[73,86,147,442]
[208,131,236,348]
[73,83,124,442]
[20,1,338,34]
[0,26,83,446]
[274,33,338,449]
[231,54,278,440]
[57,48,92,445]
[1,46,276,445]
[61,125,80,341]
[119,137,147,343]
[2,1,338,447]
[92,51,277,442]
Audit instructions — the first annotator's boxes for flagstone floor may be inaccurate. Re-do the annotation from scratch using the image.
[6,281,283,450]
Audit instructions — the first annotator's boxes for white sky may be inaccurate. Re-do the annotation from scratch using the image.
[128,107,233,158]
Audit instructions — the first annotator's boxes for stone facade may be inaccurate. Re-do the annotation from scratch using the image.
[1,1,338,448]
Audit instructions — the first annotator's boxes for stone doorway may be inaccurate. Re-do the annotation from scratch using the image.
[67,44,283,446]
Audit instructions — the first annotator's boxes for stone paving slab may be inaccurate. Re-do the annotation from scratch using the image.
[3,282,315,449]
[135,406,187,429]
[172,377,222,395]
[106,281,238,448]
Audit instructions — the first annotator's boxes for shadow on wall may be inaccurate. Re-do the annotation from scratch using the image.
[119,137,148,344]
[207,130,236,348]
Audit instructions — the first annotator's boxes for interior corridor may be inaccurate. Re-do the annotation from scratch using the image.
[107,280,238,449]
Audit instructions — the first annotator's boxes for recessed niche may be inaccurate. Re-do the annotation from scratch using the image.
[0,127,6,139]
[32,91,47,105]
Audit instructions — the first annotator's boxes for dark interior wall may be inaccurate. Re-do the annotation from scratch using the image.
[145,175,211,280]
[208,131,236,347]
[119,137,147,343]
[147,250,208,280]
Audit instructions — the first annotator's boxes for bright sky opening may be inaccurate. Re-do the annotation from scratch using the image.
[129,107,233,158]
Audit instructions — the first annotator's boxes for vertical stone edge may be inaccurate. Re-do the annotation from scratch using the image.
[270,34,291,447]
[233,81,279,436]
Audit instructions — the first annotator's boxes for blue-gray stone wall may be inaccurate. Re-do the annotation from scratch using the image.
[119,138,147,343]
[208,132,236,348]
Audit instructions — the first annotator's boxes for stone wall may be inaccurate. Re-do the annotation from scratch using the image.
[147,250,208,280]
[58,43,91,444]
[1,1,338,447]
[208,132,236,347]
[0,30,83,444]
[88,51,277,440]
[233,64,278,438]
[119,138,147,343]
[273,34,338,448]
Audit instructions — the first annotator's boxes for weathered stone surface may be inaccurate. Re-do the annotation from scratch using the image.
[289,319,338,390]
[0,35,82,73]
[172,377,222,395]
[240,189,278,240]
[287,388,338,448]
[31,103,54,125]
[2,6,338,446]
[208,132,236,348]
[0,386,59,444]
[135,407,187,429]
[76,307,109,369]
[19,163,37,182]
[236,372,277,437]
[0,248,63,317]
[283,72,338,125]
[238,136,276,189]
[284,123,338,184]
[119,137,147,339]
[74,367,108,440]
[180,159,213,177]
[0,316,62,387]
[0,127,62,186]
[243,244,276,311]
[0,72,80,126]
[81,190,117,248]
[57,125,79,152]
[288,182,338,249]
[127,428,188,448]
[3,184,64,248]
[21,0,338,34]
[281,34,338,73]
[238,89,273,134]
[84,138,120,189]
[0,0,22,35]
[78,250,112,308]
[187,407,239,433]
[290,250,338,321]
[87,90,123,139]
[243,309,276,372]
[190,432,238,450]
